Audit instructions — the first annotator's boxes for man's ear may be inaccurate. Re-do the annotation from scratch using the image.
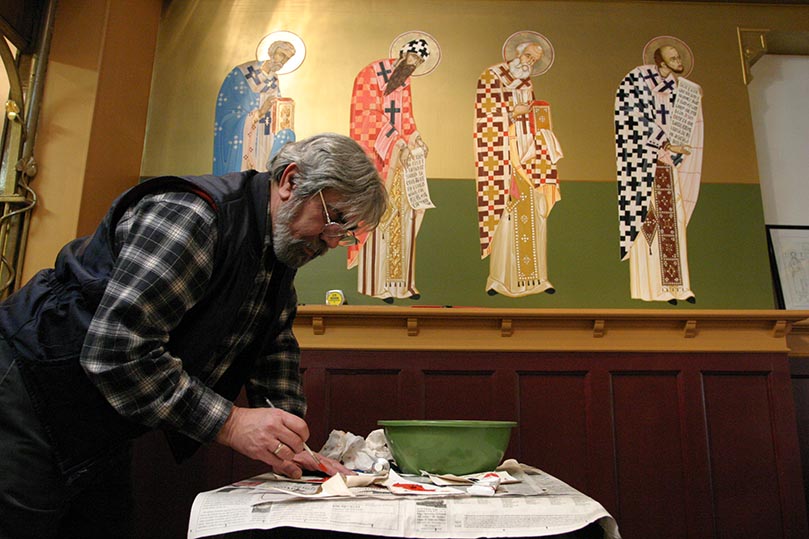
[277,163,298,201]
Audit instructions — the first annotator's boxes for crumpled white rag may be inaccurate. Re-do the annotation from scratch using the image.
[318,428,392,472]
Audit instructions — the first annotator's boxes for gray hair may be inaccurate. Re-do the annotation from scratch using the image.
[267,133,388,230]
[269,40,295,59]
[516,41,542,56]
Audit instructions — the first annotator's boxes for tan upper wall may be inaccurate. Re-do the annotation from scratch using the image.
[22,0,161,283]
[141,0,809,183]
[23,0,105,280]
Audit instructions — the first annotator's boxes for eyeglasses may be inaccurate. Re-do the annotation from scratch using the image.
[318,190,358,246]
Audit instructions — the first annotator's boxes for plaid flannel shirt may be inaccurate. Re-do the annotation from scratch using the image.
[80,190,304,444]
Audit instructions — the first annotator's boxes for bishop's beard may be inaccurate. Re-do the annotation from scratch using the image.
[508,57,532,80]
[384,61,418,95]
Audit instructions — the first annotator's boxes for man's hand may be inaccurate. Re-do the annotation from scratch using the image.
[292,451,355,476]
[215,405,309,478]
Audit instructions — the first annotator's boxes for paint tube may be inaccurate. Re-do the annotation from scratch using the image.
[466,472,501,496]
[371,457,390,475]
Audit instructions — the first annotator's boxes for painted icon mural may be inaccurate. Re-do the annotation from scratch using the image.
[213,31,305,174]
[615,36,703,304]
[474,31,563,298]
[348,31,440,302]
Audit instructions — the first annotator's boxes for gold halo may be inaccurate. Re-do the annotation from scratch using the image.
[502,30,555,77]
[388,30,441,77]
[255,31,306,75]
[642,35,694,78]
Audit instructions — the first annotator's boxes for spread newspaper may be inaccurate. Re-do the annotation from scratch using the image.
[188,460,620,538]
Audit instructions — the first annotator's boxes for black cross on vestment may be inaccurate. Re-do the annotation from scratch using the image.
[385,100,400,126]
[659,79,676,93]
[377,62,392,83]
[260,114,272,135]
[641,68,659,87]
[656,104,669,125]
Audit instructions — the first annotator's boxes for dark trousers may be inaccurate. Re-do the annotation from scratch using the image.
[0,339,134,539]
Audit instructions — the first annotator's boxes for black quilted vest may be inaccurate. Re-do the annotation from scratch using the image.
[0,171,296,485]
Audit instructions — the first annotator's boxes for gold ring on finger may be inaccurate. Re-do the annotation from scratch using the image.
[272,442,284,456]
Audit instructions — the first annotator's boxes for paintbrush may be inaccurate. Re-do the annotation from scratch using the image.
[265,398,329,473]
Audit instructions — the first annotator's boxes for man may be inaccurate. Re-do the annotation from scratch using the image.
[615,37,703,303]
[214,39,298,175]
[474,34,563,297]
[0,133,387,537]
[348,36,435,301]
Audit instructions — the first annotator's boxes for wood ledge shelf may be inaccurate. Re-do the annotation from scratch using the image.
[294,306,809,353]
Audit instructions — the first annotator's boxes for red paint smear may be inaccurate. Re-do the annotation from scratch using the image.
[392,483,436,492]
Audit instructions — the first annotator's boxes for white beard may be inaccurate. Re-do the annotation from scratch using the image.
[508,58,531,80]
[273,197,326,268]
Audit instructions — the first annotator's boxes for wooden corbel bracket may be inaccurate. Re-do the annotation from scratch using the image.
[501,318,513,337]
[407,317,419,337]
[312,316,325,335]
[772,320,788,339]
[593,319,605,338]
[683,320,697,339]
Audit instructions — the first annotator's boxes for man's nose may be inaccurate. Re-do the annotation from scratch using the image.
[322,235,342,249]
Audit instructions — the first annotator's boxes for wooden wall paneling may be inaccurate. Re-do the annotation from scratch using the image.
[702,367,786,537]
[790,357,809,522]
[769,356,809,537]
[517,368,590,493]
[611,370,688,539]
[680,362,717,538]
[398,359,423,420]
[719,353,808,538]
[326,367,403,438]
[500,357,521,456]
[422,369,497,420]
[133,431,234,539]
[584,359,620,519]
[494,362,521,459]
[293,349,807,538]
[301,363,326,446]
[302,350,411,445]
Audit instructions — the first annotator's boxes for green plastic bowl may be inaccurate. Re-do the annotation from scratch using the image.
[378,419,517,475]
